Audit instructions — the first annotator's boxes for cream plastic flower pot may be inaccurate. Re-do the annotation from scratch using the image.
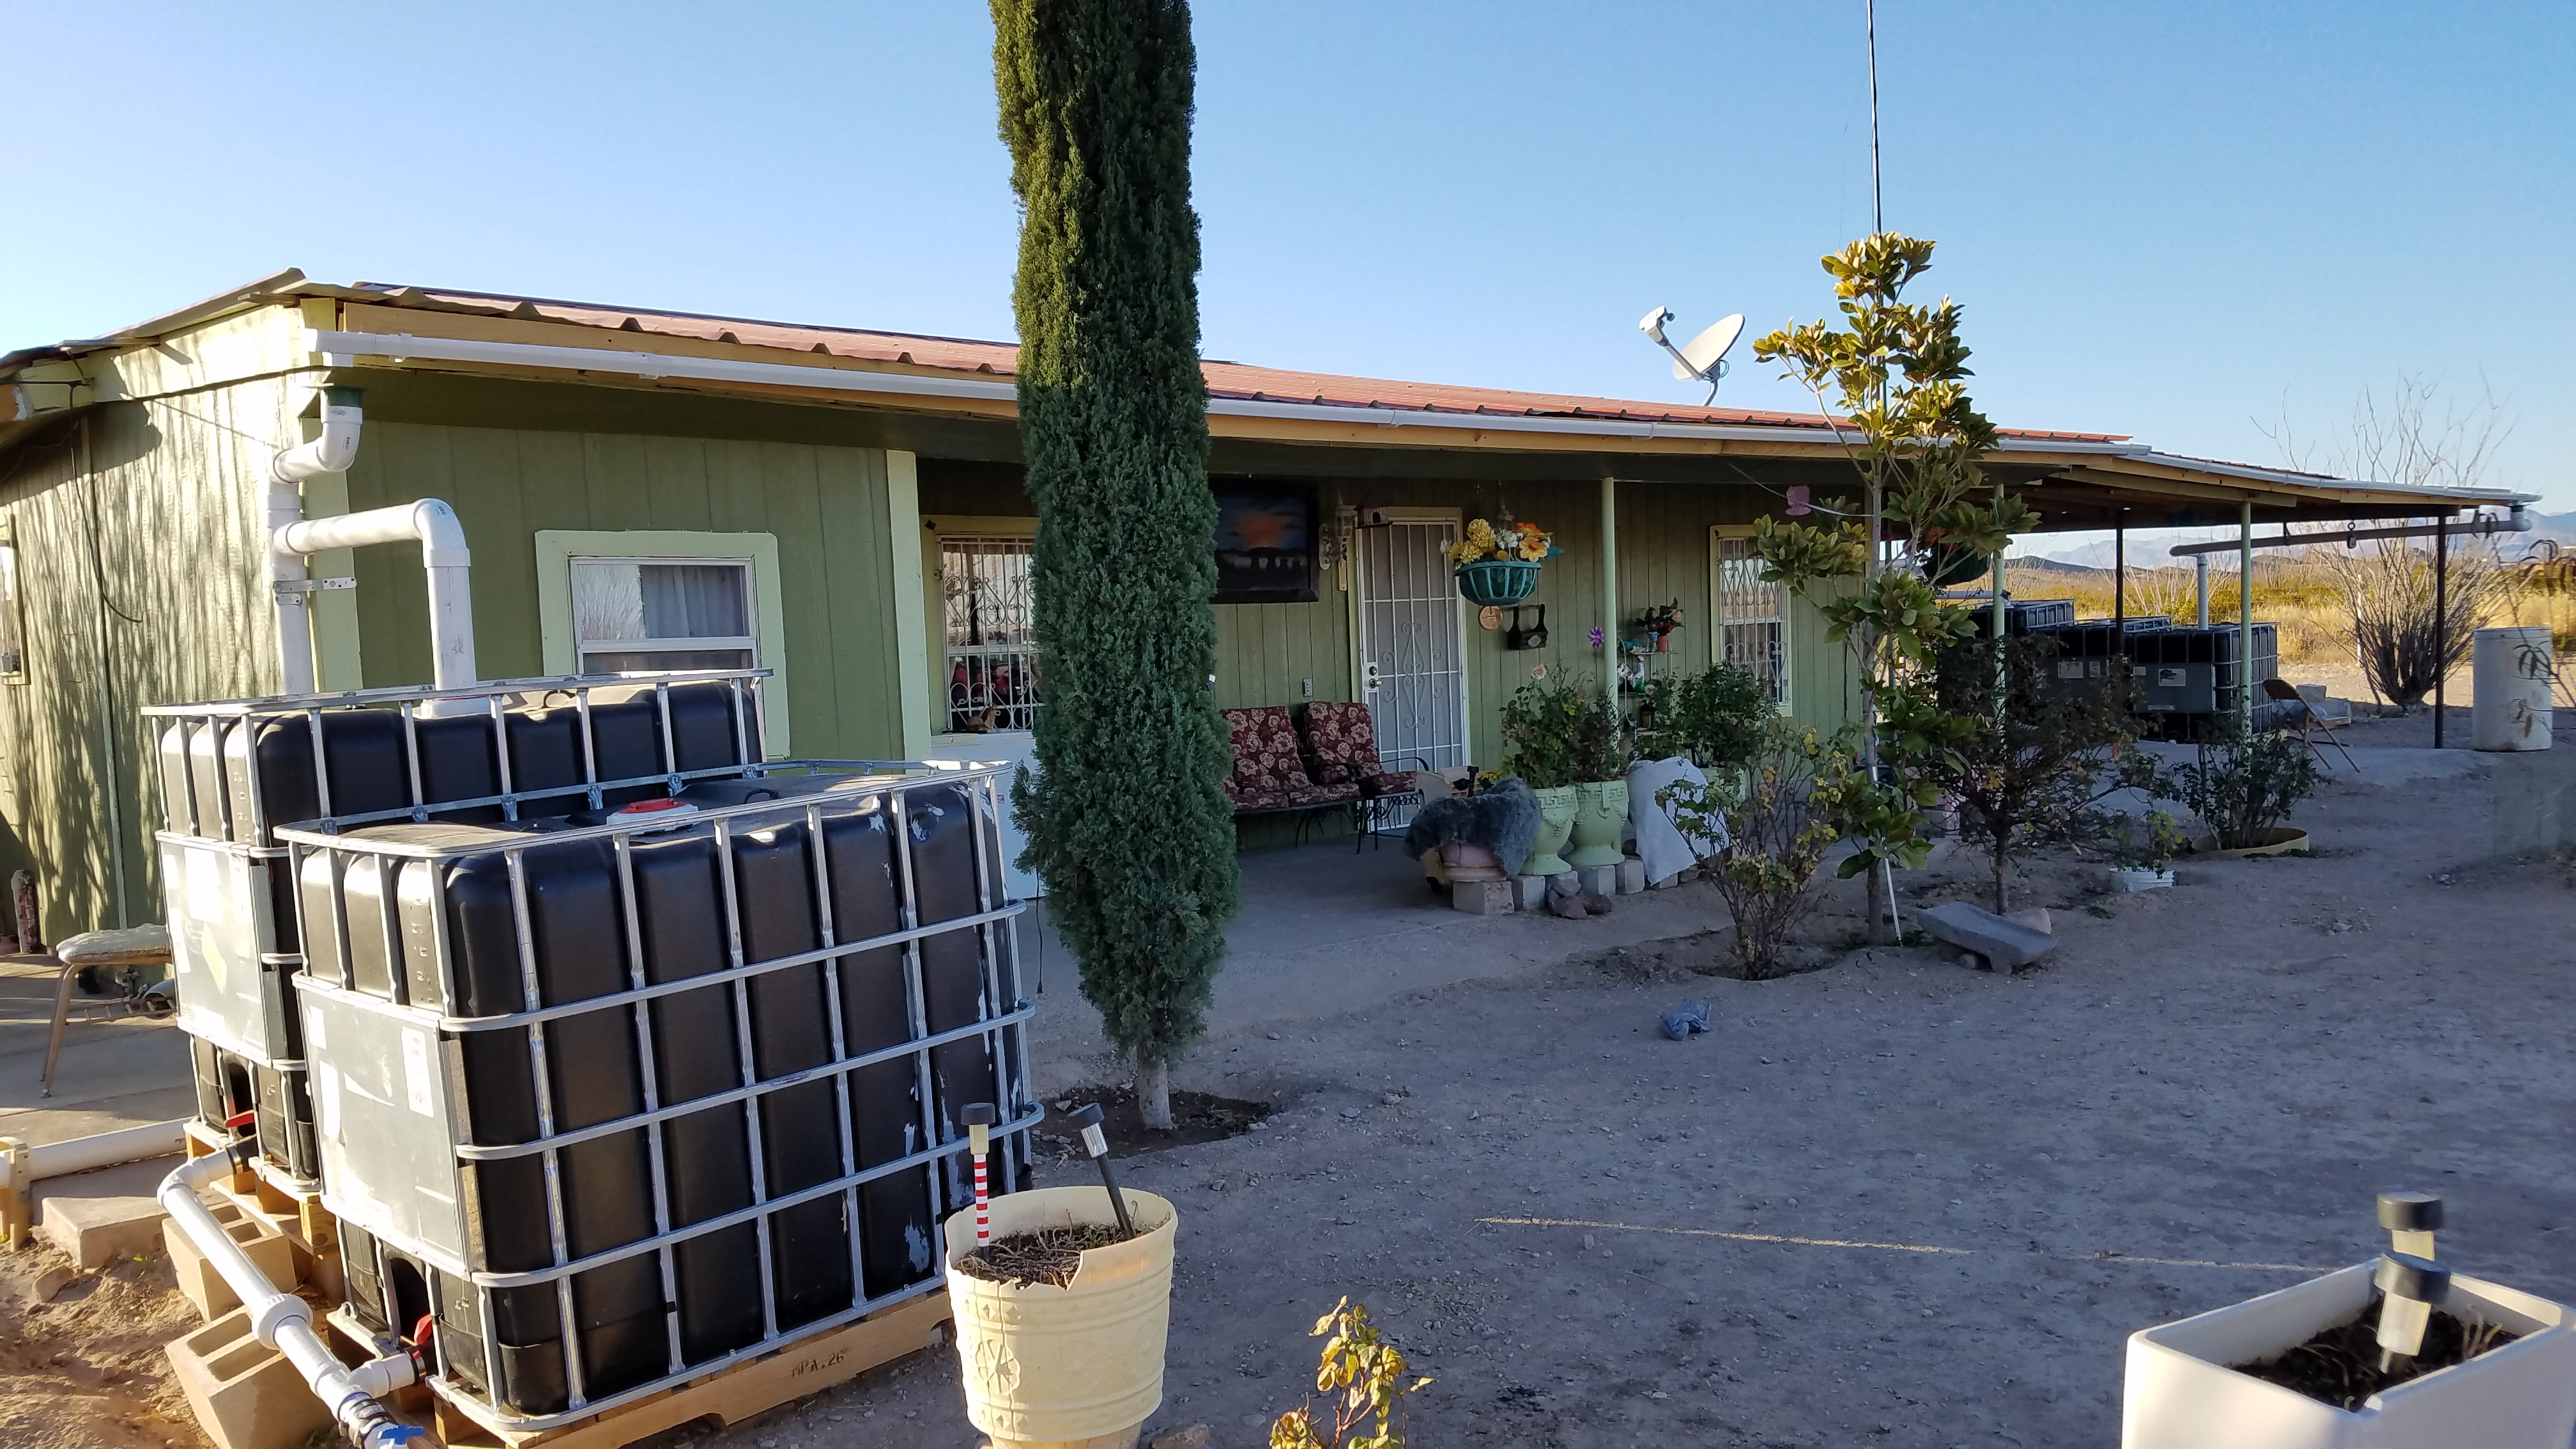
[2108,866,2175,893]
[2122,1261,2576,1449]
[945,1186,1179,1449]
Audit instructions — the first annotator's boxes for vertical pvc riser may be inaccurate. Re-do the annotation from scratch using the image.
[806,800,868,1307]
[888,790,945,1269]
[610,834,683,1380]
[710,817,780,1344]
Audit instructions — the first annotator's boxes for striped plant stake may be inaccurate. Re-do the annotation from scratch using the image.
[962,1103,997,1246]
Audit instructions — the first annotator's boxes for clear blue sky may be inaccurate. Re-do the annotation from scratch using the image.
[5,2,2567,514]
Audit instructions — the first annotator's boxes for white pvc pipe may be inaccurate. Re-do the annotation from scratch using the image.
[158,1151,418,1448]
[272,498,479,694]
[0,1119,186,1190]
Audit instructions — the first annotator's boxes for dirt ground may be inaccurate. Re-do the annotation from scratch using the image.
[10,713,2572,1449]
[713,718,2575,1449]
[0,1243,208,1449]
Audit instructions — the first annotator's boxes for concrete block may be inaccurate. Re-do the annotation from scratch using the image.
[1614,857,1648,894]
[1450,877,1515,916]
[1510,874,1551,911]
[165,1308,333,1449]
[38,1169,168,1269]
[165,1200,298,1321]
[1575,864,1619,899]
[1918,900,2057,972]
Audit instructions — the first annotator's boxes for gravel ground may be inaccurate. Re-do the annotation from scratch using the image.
[681,740,2576,1449]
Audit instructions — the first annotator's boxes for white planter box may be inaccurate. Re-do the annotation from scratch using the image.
[2123,1262,2576,1449]
[2109,866,2175,893]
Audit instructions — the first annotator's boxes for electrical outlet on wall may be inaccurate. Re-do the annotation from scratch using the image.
[1301,677,1314,698]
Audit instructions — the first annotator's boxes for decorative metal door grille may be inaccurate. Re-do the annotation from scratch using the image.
[1715,533,1787,703]
[1356,520,1468,829]
[941,536,1042,732]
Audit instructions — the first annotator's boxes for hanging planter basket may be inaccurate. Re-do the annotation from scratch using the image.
[1457,559,1542,607]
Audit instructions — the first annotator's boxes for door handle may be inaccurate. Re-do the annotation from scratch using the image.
[1362,661,1383,693]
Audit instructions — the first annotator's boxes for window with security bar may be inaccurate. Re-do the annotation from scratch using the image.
[942,535,1042,732]
[1714,533,1787,703]
[571,558,758,673]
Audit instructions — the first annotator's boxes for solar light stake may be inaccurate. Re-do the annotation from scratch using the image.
[2378,1190,2442,1261]
[1065,1103,1136,1237]
[2374,1252,2451,1374]
[962,1103,995,1247]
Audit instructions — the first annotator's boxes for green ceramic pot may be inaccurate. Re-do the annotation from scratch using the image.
[1567,779,1630,868]
[1522,785,1577,877]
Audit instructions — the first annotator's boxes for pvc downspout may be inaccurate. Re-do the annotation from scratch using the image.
[158,1149,420,1446]
[269,389,365,696]
[0,1119,185,1190]
[273,500,476,693]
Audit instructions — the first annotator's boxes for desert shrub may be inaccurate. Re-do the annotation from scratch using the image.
[2153,717,2320,849]
[1662,719,1858,979]
[2324,539,2507,710]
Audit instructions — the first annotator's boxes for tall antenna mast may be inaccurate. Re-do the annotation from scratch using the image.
[1867,0,1882,234]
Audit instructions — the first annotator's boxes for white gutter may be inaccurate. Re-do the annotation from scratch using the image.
[2168,507,2532,558]
[159,1149,420,1448]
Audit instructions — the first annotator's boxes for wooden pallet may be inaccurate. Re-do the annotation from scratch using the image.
[422,1292,954,1449]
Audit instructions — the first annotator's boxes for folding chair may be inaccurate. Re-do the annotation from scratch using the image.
[2264,677,2358,773]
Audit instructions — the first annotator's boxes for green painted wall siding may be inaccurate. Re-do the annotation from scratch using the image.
[0,387,289,935]
[342,422,906,760]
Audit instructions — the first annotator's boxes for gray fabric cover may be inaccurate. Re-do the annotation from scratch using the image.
[1404,777,1540,877]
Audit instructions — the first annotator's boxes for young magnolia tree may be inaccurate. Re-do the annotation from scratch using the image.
[995,0,1237,1130]
[1752,234,2033,940]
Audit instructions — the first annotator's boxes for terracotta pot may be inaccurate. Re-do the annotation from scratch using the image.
[1438,839,1507,882]
[1521,786,1577,877]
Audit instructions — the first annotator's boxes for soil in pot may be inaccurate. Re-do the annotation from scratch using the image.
[1037,1084,1271,1157]
[953,1222,1142,1289]
[2231,1299,2522,1410]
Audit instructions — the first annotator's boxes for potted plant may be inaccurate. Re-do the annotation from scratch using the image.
[1450,517,1560,606]
[2105,810,2184,892]
[1637,599,1685,652]
[946,1184,1179,1449]
[1565,684,1634,869]
[2122,1197,2576,1448]
[1657,661,1774,775]
[1500,678,1584,876]
[2152,719,2322,856]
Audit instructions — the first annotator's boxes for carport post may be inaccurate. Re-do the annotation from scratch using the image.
[2239,502,2254,733]
[2113,514,2126,637]
[1600,476,1619,709]
[2434,513,2449,749]
[2195,555,2210,626]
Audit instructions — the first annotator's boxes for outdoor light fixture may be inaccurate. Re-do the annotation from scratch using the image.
[964,1102,996,1247]
[1064,1103,1137,1236]
[2380,1190,2442,1261]
[2374,1252,2452,1374]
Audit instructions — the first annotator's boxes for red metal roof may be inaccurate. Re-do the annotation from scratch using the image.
[355,283,2130,444]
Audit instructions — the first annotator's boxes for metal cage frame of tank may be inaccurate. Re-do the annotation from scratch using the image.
[279,760,1038,1434]
[146,670,778,1183]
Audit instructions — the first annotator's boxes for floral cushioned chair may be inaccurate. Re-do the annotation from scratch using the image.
[1220,707,1360,840]
[1298,702,1430,852]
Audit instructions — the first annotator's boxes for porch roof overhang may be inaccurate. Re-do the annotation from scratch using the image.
[3,272,2534,530]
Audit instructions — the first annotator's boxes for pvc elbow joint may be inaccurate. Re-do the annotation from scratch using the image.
[272,404,364,484]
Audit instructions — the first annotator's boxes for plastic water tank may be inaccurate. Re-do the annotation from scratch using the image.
[2471,626,2555,751]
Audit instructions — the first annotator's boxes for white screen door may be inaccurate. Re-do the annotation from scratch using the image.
[1355,519,1469,809]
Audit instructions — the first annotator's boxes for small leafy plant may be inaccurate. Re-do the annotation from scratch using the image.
[1655,661,1775,774]
[1500,678,1625,788]
[2104,810,2186,871]
[1661,719,1862,978]
[1270,1297,1432,1449]
[2155,718,2321,850]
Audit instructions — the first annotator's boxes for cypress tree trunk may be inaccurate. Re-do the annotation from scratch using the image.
[994,0,1237,1133]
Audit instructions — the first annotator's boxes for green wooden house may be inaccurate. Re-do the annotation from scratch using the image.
[0,272,2519,934]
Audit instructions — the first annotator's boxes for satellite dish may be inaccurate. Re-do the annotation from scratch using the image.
[1638,307,1744,402]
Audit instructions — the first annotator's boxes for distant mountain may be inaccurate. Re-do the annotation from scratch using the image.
[2018,510,2576,571]
[2004,555,2108,576]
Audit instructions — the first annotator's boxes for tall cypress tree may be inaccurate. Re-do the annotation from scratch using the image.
[993,0,1237,1130]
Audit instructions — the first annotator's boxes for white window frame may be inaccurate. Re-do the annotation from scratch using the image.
[0,518,24,685]
[1710,525,1791,716]
[535,530,789,756]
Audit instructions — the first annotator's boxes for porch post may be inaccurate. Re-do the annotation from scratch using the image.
[2434,512,2449,749]
[1600,475,1619,707]
[2195,554,2210,627]
[2239,500,2254,733]
[2113,514,2126,636]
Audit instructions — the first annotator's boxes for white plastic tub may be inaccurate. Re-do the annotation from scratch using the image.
[2122,1261,2576,1449]
[945,1186,1177,1449]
